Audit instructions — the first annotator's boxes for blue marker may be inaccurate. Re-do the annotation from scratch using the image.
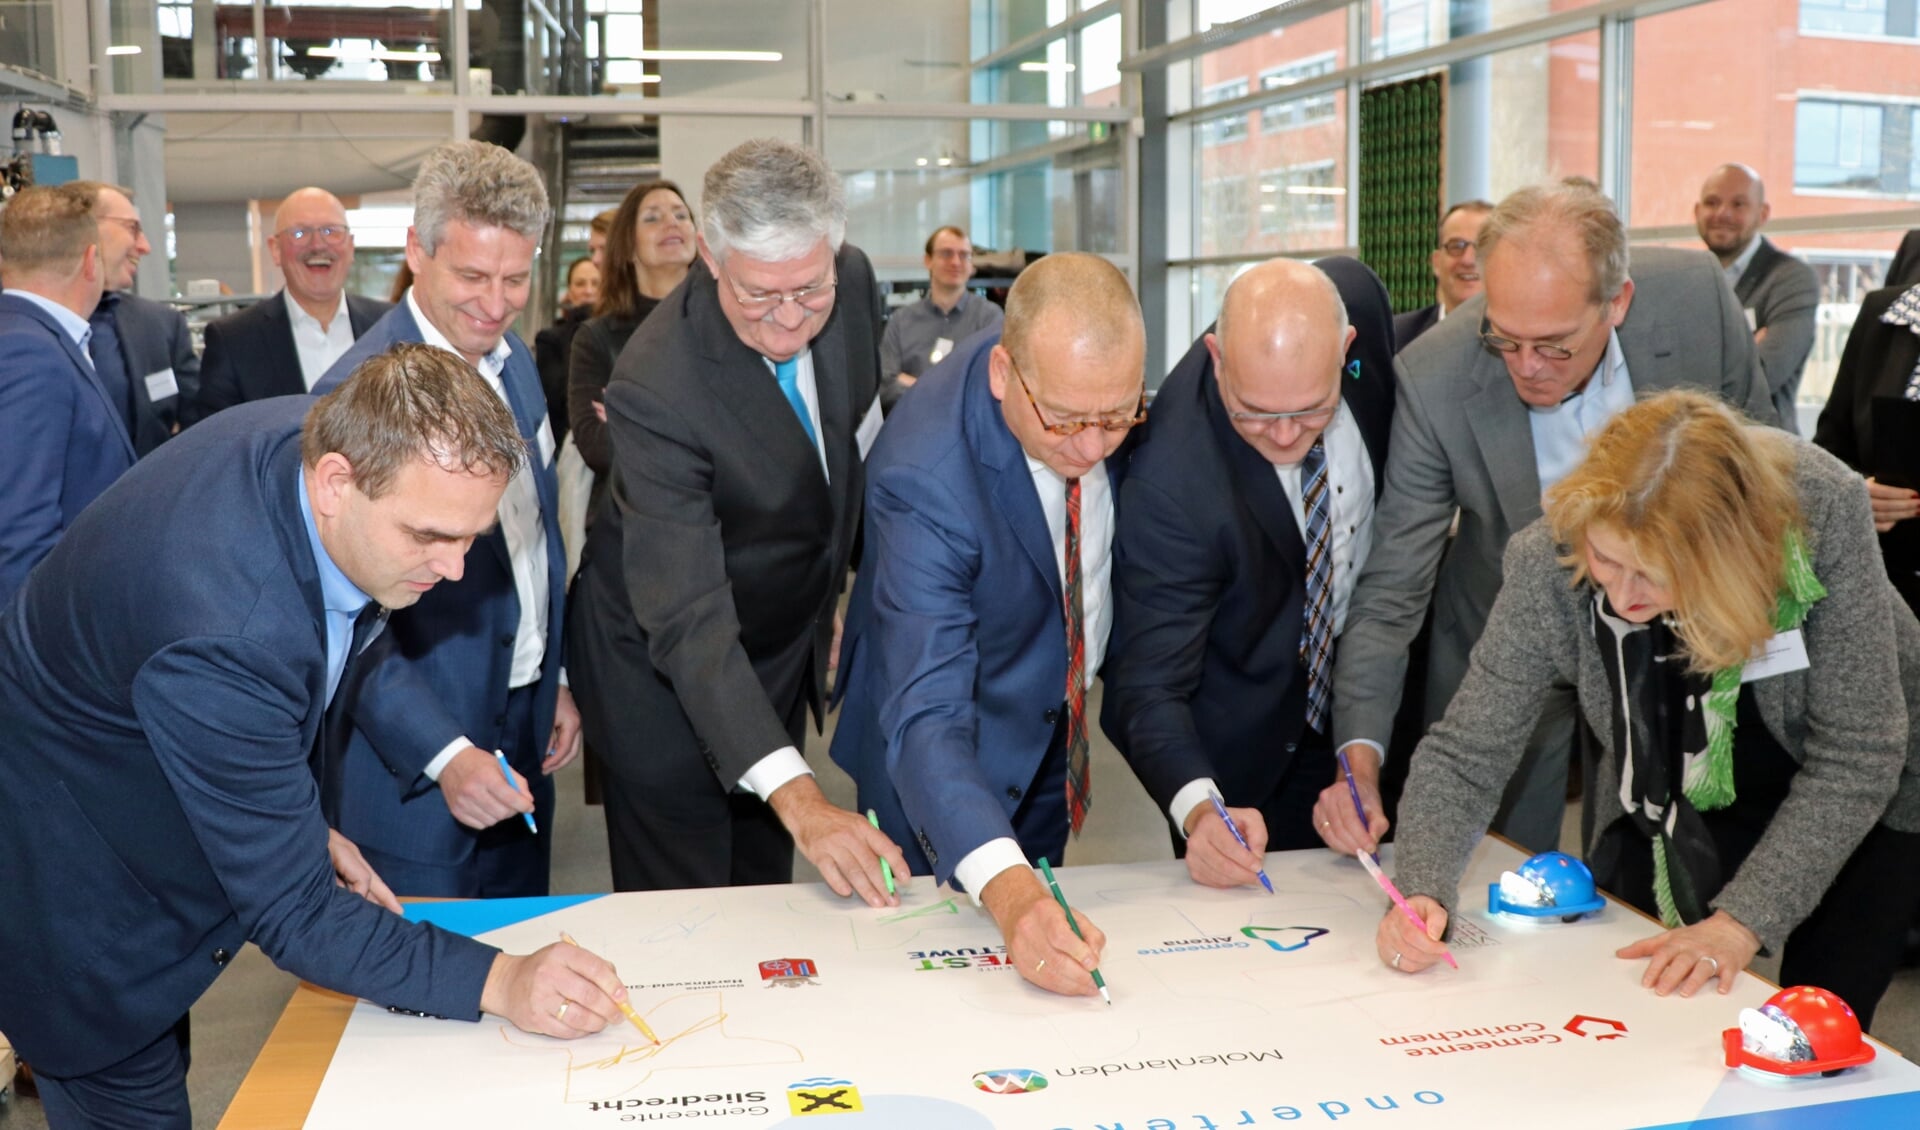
[1206,788,1273,894]
[494,749,538,834]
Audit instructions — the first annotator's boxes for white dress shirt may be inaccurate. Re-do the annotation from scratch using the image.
[405,290,558,781]
[286,291,357,391]
[1722,235,1763,293]
[1171,400,1377,836]
[954,458,1116,903]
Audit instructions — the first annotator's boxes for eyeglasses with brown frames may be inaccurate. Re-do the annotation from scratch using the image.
[1007,352,1147,437]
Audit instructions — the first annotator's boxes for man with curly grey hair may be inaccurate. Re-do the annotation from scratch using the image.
[568,137,907,899]
[313,139,580,901]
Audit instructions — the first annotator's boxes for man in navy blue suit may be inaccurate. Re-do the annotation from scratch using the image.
[831,253,1146,999]
[0,348,629,1128]
[0,184,134,602]
[1101,258,1397,887]
[314,140,578,899]
[73,180,198,456]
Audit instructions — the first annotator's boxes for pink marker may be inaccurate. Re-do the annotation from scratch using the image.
[1357,850,1458,970]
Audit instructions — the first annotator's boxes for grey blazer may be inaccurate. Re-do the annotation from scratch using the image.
[1735,237,1820,433]
[1394,437,1920,954]
[1332,246,1774,754]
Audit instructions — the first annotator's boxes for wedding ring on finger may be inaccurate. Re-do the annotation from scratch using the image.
[1035,958,1047,974]
[556,998,571,1021]
[1699,955,1720,977]
[1392,951,1403,970]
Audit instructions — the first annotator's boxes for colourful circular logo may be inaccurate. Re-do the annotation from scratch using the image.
[971,1068,1049,1094]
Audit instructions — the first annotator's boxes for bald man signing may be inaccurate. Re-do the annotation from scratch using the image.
[831,253,1146,997]
[189,187,392,423]
[1102,258,1398,886]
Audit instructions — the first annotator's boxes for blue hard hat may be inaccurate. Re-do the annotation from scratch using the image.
[1487,850,1607,920]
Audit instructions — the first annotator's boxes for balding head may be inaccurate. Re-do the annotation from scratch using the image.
[270,187,355,319]
[1206,258,1356,467]
[1695,162,1770,264]
[989,253,1146,480]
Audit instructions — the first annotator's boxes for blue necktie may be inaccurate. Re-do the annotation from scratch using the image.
[88,293,135,438]
[774,356,817,447]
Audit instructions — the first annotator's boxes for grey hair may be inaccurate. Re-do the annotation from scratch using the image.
[411,139,552,254]
[702,138,846,263]
[1478,177,1630,304]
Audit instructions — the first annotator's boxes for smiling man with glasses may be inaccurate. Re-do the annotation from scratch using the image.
[831,252,1144,1001]
[1394,199,1492,350]
[1102,256,1398,890]
[567,138,906,908]
[70,181,199,457]
[189,187,393,424]
[877,225,1004,413]
[1327,177,1774,862]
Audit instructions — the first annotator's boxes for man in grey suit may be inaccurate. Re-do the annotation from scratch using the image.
[1319,178,1772,858]
[1696,163,1819,433]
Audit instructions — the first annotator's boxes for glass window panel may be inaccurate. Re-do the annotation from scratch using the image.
[1369,0,1573,61]
[652,0,810,100]
[826,2,977,103]
[1079,14,1123,106]
[1195,89,1348,258]
[1199,79,1250,145]
[1446,30,1601,202]
[1258,53,1337,132]
[1800,0,1892,36]
[825,116,1122,269]
[1631,0,1920,225]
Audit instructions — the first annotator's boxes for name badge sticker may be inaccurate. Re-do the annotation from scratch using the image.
[143,367,179,401]
[1742,628,1810,683]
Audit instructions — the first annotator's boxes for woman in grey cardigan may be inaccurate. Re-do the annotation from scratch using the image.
[1381,390,1920,1030]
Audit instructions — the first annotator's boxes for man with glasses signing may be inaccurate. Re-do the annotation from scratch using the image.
[831,252,1144,999]
[1323,178,1774,861]
[190,187,392,423]
[570,138,907,902]
[1101,257,1396,887]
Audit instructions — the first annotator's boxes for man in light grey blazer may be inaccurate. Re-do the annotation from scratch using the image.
[1320,178,1773,857]
[1696,163,1819,433]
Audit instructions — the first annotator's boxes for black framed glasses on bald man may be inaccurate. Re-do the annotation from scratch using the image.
[1007,354,1148,437]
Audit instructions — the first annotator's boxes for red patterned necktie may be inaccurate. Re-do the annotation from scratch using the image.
[1064,476,1090,834]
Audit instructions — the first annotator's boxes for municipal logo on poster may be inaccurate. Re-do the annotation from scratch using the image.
[759,957,819,987]
[1240,925,1328,952]
[787,1077,863,1115]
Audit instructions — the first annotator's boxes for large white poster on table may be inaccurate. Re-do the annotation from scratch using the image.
[303,840,1920,1129]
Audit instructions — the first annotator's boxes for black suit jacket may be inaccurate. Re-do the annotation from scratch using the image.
[188,291,390,425]
[1814,283,1920,608]
[110,293,201,456]
[1890,230,1920,290]
[572,246,881,788]
[1393,303,1440,352]
[1101,257,1397,818]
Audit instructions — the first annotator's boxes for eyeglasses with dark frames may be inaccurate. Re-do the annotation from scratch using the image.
[1478,304,1607,363]
[1007,353,1147,437]
[1438,237,1476,257]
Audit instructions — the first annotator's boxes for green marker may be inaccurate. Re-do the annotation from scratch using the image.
[866,809,897,897]
[1036,857,1110,1005]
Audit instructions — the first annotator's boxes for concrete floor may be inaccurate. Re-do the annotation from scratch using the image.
[5,684,1918,1127]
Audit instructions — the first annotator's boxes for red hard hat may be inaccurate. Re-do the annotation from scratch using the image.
[1722,986,1876,1077]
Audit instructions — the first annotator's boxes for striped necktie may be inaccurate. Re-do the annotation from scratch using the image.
[1063,476,1091,834]
[1300,437,1333,732]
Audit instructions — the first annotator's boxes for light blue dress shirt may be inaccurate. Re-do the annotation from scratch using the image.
[296,471,375,704]
[1529,329,1635,496]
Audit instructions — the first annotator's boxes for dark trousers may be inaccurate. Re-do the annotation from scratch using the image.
[36,1016,191,1130]
[358,683,554,898]
[1168,735,1334,859]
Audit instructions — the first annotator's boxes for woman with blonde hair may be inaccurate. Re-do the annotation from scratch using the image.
[1380,390,1920,1029]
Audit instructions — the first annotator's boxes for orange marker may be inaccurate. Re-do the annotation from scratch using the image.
[560,931,658,1044]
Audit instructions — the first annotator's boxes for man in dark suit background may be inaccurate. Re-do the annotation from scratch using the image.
[831,254,1145,998]
[314,140,579,899]
[568,138,904,903]
[1326,179,1773,859]
[1103,257,1396,887]
[0,184,133,603]
[1696,163,1819,432]
[1393,199,1491,350]
[72,181,198,456]
[0,349,627,1128]
[189,187,390,423]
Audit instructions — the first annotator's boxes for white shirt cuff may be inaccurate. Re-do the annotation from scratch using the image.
[423,736,472,783]
[558,666,569,689]
[1345,738,1387,767]
[953,838,1030,907]
[738,746,813,801]
[1168,777,1222,840]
